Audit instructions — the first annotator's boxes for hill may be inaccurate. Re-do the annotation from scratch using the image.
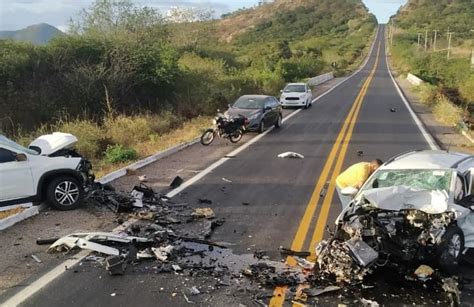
[0,23,63,45]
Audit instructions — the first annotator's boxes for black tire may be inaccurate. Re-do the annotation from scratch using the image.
[200,129,215,145]
[229,129,243,143]
[274,114,282,128]
[437,225,464,269]
[258,120,265,134]
[304,100,309,109]
[46,175,84,210]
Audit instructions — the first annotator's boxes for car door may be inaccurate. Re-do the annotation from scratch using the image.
[262,99,273,127]
[0,147,35,202]
[265,98,279,126]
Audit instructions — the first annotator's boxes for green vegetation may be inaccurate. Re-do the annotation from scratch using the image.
[0,0,376,173]
[389,0,474,127]
[104,144,138,164]
[0,23,63,45]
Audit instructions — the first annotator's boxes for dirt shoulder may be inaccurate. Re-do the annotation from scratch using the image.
[390,70,473,155]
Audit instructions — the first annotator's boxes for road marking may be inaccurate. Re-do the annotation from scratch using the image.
[309,43,381,254]
[269,33,382,307]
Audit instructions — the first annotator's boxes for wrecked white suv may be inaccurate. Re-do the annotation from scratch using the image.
[317,150,474,283]
[0,133,94,210]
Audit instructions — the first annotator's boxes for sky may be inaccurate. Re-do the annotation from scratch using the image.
[0,0,407,32]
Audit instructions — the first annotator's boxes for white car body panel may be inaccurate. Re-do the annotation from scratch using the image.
[29,132,78,155]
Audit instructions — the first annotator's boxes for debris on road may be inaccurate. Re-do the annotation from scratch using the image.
[357,150,364,157]
[192,208,215,219]
[222,177,232,183]
[390,107,397,112]
[31,254,42,263]
[105,255,126,275]
[361,298,380,307]
[277,152,304,159]
[170,176,184,189]
[198,198,213,204]
[303,285,340,297]
[138,175,148,182]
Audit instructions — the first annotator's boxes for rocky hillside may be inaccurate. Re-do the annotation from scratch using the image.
[0,23,63,45]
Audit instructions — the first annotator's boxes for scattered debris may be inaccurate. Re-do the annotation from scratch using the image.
[130,189,144,208]
[361,298,380,307]
[152,245,174,262]
[138,175,148,182]
[241,202,250,206]
[110,293,116,297]
[170,176,184,189]
[222,177,233,183]
[303,285,340,297]
[190,286,200,295]
[31,254,42,263]
[277,152,304,159]
[192,208,215,219]
[279,247,310,258]
[357,150,364,157]
[105,255,126,275]
[198,198,213,204]
[414,265,434,281]
[390,107,397,112]
[172,264,182,272]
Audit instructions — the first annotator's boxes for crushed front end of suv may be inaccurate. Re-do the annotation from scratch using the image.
[0,132,94,210]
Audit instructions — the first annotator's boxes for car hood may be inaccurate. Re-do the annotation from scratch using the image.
[225,108,261,119]
[29,132,78,155]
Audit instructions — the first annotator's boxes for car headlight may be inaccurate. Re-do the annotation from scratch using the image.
[300,94,306,98]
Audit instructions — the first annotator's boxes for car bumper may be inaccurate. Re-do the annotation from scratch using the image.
[280,98,306,106]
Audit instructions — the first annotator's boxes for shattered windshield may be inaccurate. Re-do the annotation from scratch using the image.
[364,169,453,194]
[0,135,38,155]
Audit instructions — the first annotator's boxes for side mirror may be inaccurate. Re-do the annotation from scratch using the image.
[341,187,359,197]
[217,109,221,112]
[307,89,312,93]
[15,153,27,162]
[264,106,272,112]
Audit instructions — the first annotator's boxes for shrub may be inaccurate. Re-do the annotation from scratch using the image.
[104,144,138,164]
[413,83,437,106]
[433,94,463,127]
[55,119,108,159]
[104,115,153,147]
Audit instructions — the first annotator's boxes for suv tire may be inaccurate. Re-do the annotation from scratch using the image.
[46,175,84,210]
[437,225,464,272]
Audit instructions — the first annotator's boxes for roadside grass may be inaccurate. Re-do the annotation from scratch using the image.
[432,94,464,128]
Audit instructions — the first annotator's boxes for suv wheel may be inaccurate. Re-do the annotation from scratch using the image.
[437,225,464,271]
[46,176,84,210]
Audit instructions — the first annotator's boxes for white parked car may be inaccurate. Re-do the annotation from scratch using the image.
[0,132,94,210]
[279,83,313,109]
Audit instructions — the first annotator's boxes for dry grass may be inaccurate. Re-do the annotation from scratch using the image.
[94,116,211,178]
[433,94,463,127]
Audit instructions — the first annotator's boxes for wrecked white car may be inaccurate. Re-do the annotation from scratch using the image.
[316,150,474,283]
[0,132,94,210]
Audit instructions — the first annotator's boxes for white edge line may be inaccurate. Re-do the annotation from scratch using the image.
[1,26,381,307]
[383,29,439,151]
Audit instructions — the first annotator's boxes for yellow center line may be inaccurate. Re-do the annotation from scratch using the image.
[309,42,381,254]
[269,41,382,307]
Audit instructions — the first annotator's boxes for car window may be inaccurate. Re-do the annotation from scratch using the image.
[233,96,265,109]
[284,85,305,93]
[365,169,453,194]
[0,148,16,163]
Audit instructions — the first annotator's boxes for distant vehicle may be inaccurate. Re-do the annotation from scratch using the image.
[225,95,282,133]
[280,83,313,109]
[0,133,94,210]
[200,113,248,146]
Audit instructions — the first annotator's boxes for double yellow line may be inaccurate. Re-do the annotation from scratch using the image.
[269,41,382,306]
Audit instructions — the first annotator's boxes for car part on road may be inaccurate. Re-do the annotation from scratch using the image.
[277,152,304,159]
[170,176,184,189]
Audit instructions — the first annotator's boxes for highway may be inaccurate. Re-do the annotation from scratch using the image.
[5,25,472,306]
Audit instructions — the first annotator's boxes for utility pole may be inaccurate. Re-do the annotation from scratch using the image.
[433,30,439,51]
[417,33,422,47]
[424,30,428,50]
[447,32,454,59]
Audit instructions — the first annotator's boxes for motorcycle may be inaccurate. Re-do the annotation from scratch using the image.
[200,113,248,146]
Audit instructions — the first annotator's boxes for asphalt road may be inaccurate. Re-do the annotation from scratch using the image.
[4,25,473,306]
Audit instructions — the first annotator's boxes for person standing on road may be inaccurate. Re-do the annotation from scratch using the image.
[335,159,383,209]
